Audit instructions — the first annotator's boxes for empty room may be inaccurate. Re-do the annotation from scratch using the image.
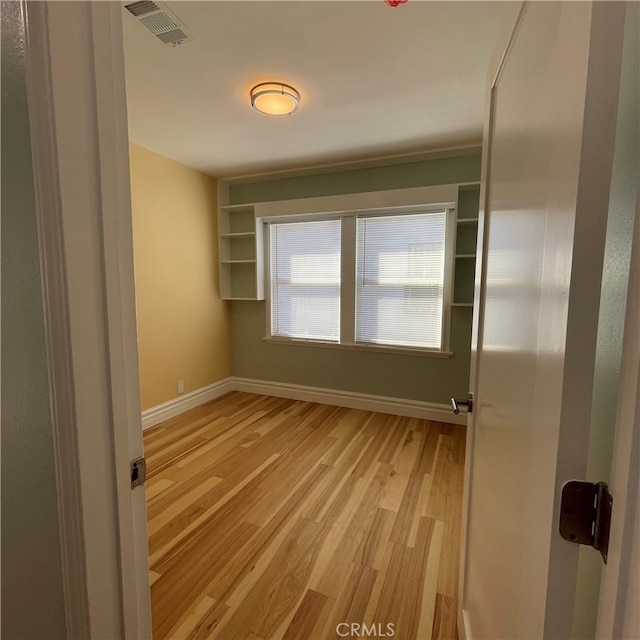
[2,2,638,640]
[124,2,497,638]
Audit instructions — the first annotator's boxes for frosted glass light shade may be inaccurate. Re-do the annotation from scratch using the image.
[250,82,300,116]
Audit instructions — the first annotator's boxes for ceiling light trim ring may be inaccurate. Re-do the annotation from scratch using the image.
[250,82,300,116]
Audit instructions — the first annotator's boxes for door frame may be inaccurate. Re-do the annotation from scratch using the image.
[22,1,637,638]
[23,2,151,637]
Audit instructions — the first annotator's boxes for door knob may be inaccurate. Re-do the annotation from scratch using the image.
[451,393,473,414]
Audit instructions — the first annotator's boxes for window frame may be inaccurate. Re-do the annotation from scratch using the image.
[352,208,455,352]
[262,192,457,357]
[268,216,343,344]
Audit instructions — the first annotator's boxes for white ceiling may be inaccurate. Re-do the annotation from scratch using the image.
[122,1,512,178]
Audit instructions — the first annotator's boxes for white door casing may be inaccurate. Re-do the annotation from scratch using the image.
[460,3,626,639]
[24,2,152,638]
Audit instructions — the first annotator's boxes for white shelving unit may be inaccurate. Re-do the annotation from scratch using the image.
[218,202,264,300]
[453,184,480,306]
[216,182,480,304]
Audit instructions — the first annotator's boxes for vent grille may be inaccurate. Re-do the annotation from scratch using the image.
[139,13,178,35]
[124,1,192,46]
[125,1,159,17]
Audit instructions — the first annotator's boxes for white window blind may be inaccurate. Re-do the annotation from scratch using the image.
[270,219,341,341]
[355,211,446,349]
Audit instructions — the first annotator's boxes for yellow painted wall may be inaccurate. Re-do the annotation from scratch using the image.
[129,143,230,410]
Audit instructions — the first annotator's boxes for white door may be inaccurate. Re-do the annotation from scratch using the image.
[460,3,627,639]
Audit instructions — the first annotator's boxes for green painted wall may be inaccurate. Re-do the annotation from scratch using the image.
[230,151,481,404]
[232,306,473,403]
[229,152,481,204]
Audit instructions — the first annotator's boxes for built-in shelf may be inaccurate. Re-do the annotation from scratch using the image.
[221,259,256,264]
[220,232,255,238]
[218,199,265,301]
[217,182,480,304]
[453,184,480,307]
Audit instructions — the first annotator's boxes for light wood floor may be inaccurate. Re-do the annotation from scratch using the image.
[144,392,465,640]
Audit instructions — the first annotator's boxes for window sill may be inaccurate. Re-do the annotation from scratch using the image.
[262,337,453,358]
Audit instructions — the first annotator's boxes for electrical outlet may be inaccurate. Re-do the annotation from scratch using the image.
[177,380,185,394]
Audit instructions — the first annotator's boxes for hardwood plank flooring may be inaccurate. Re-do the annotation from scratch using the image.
[144,392,465,640]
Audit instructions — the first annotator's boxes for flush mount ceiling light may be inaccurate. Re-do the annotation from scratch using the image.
[250,82,300,116]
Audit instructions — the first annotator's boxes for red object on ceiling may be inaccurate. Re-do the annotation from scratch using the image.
[384,0,408,6]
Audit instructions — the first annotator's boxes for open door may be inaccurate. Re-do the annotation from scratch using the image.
[459,3,628,639]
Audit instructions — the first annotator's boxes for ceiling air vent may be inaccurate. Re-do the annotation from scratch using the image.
[124,1,193,46]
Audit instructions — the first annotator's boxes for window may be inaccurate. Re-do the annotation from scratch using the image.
[356,212,446,349]
[267,206,453,353]
[270,219,341,341]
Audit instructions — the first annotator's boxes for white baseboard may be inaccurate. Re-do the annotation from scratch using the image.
[141,378,234,430]
[231,377,466,425]
[141,376,466,429]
